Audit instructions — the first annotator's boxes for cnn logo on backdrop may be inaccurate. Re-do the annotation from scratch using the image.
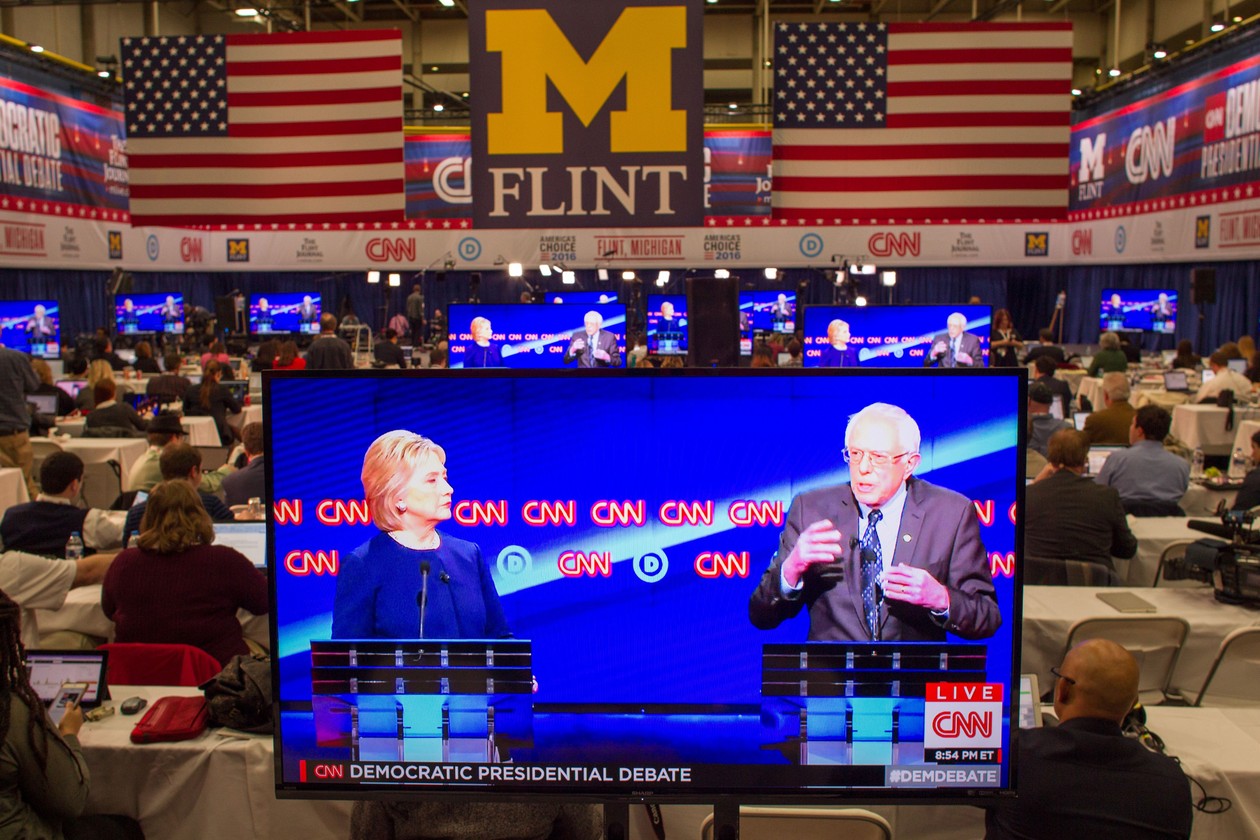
[923,683,1003,750]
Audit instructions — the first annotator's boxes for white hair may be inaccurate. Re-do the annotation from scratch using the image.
[584,311,603,327]
[948,312,967,328]
[844,403,921,454]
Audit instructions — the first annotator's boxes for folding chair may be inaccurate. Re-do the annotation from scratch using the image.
[73,448,122,511]
[1064,616,1191,704]
[1194,627,1260,707]
[99,642,223,686]
[1025,557,1120,586]
[700,807,892,840]
[30,437,65,490]
[1152,540,1207,588]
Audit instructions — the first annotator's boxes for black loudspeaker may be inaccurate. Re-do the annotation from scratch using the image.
[686,276,739,367]
[1192,268,1217,305]
[214,296,240,334]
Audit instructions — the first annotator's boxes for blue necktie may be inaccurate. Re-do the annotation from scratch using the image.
[860,509,883,641]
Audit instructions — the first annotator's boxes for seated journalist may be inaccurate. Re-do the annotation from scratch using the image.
[748,402,1000,642]
[984,639,1192,840]
[332,430,510,640]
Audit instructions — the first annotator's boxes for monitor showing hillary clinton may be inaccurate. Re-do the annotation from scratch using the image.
[266,368,1025,804]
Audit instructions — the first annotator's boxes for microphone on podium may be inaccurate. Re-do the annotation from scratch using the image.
[417,560,431,639]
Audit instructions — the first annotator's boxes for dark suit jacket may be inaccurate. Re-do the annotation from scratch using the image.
[1023,470,1136,568]
[1035,373,1074,420]
[924,331,983,368]
[748,477,1000,641]
[985,717,1192,840]
[563,330,621,368]
[1083,400,1135,445]
[222,456,266,507]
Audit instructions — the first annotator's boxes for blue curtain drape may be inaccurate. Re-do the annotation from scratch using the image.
[2,262,1256,352]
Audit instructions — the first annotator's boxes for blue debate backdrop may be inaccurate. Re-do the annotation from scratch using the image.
[268,371,1021,712]
[0,300,59,358]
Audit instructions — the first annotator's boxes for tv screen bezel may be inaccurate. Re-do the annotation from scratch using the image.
[264,367,1027,806]
[801,304,994,369]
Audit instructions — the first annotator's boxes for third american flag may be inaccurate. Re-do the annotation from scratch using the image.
[771,21,1073,224]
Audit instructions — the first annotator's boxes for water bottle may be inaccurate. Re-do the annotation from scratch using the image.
[248,497,264,520]
[1192,447,1205,479]
[1230,447,1248,479]
[65,532,84,562]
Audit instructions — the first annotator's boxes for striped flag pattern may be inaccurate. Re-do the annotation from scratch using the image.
[771,21,1073,224]
[122,30,403,226]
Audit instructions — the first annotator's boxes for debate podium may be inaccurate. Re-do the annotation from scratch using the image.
[310,639,533,763]
[761,642,989,765]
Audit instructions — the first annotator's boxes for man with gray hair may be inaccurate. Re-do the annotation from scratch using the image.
[985,639,1192,839]
[925,311,984,368]
[563,311,622,369]
[749,402,1000,641]
[1083,371,1135,445]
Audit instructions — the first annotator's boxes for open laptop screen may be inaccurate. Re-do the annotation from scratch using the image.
[215,522,267,569]
[25,650,108,705]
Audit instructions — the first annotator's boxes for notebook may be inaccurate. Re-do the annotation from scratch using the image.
[215,522,267,569]
[25,650,109,706]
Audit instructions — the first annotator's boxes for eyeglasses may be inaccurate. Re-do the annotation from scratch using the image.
[1050,666,1076,686]
[843,448,913,469]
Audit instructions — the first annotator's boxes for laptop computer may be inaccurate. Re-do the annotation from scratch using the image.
[1018,674,1043,728]
[115,348,137,365]
[1087,445,1126,476]
[1228,358,1248,374]
[55,379,87,399]
[1163,370,1189,392]
[1161,350,1177,365]
[25,650,109,706]
[28,393,59,415]
[1202,369,1215,384]
[215,522,267,569]
[1072,412,1090,431]
[223,381,249,403]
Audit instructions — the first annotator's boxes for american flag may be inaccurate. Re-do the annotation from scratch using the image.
[122,30,403,227]
[772,22,1072,224]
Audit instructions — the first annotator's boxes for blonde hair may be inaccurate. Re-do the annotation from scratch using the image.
[136,480,214,554]
[826,319,850,343]
[361,431,447,532]
[86,359,115,389]
[29,358,54,386]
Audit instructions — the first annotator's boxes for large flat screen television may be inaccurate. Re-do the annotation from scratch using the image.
[646,294,687,356]
[446,303,626,369]
[802,305,992,368]
[0,300,60,358]
[250,293,321,336]
[266,369,1025,803]
[1099,289,1176,334]
[114,293,184,335]
[740,291,796,335]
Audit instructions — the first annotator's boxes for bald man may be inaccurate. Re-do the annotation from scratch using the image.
[985,639,1192,840]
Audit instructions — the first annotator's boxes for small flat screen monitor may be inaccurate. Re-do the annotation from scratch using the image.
[25,650,108,706]
[56,380,87,399]
[27,394,59,415]
[266,369,1025,804]
[740,291,796,336]
[446,304,626,369]
[1228,358,1247,374]
[0,300,60,358]
[1163,371,1189,392]
[646,294,687,356]
[251,293,321,335]
[115,293,184,335]
[544,292,617,305]
[1099,289,1176,333]
[802,305,992,368]
[1087,445,1125,476]
[215,523,267,569]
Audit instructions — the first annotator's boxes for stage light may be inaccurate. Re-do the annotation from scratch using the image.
[656,271,670,287]
[714,269,730,279]
[388,273,401,287]
[366,271,381,284]
[562,271,576,285]
[622,271,636,281]
[881,270,897,287]
[855,295,868,307]
[539,264,552,277]
[763,267,778,280]
[597,269,609,281]
[508,262,523,278]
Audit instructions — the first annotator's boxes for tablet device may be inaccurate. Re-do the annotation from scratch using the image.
[1096,592,1157,613]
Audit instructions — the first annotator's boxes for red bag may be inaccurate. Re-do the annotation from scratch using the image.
[130,696,210,744]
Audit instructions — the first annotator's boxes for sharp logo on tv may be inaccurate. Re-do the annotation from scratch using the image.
[1195,215,1212,248]
[227,239,250,262]
[1024,232,1048,256]
[1077,133,1106,201]
[179,236,205,263]
[366,237,415,263]
[593,235,684,261]
[58,226,80,258]
[703,233,741,260]
[469,0,704,229]
[107,230,123,260]
[1,222,45,257]
[868,231,920,258]
[1218,209,1260,248]
[1070,228,1092,256]
[296,237,325,263]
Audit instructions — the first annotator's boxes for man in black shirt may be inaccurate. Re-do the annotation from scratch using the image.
[1234,429,1260,512]
[1032,355,1074,420]
[1023,328,1067,366]
[372,329,408,368]
[985,639,1192,840]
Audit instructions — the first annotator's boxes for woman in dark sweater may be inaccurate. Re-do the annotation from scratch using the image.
[102,480,268,665]
[184,360,242,445]
[83,379,147,433]
[133,340,162,375]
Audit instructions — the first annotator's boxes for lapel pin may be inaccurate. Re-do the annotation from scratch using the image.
[902,534,911,542]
